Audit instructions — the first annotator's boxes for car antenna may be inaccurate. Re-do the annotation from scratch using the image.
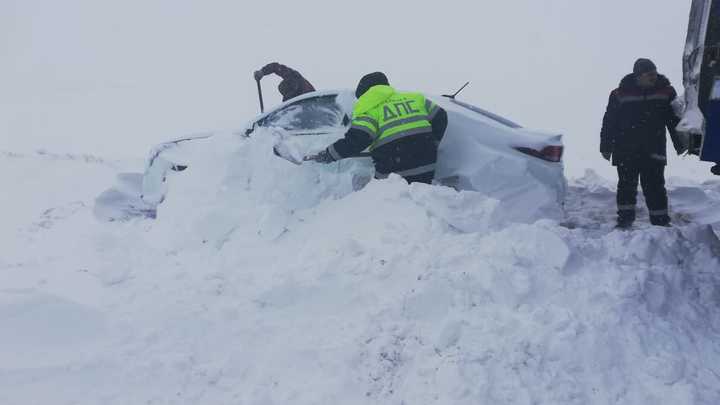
[442,81,470,99]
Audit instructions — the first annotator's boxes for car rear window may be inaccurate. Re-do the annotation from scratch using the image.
[448,98,522,128]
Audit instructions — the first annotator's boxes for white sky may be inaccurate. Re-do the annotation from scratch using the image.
[1,0,714,179]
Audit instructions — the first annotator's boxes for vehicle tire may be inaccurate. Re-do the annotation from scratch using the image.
[712,164,720,176]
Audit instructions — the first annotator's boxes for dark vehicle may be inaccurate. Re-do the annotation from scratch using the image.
[680,0,720,175]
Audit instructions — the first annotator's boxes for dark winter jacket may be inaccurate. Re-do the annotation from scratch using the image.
[260,62,315,101]
[600,73,682,166]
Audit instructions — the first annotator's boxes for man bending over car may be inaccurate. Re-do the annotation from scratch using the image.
[307,72,447,184]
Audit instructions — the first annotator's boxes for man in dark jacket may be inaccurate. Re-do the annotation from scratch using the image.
[601,58,685,228]
[307,72,448,184]
[254,62,315,102]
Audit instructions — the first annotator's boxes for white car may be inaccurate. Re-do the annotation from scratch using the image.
[95,90,567,221]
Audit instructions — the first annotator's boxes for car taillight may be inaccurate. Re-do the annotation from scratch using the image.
[514,145,563,162]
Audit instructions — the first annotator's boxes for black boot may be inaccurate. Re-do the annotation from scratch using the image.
[650,214,671,227]
[616,216,634,229]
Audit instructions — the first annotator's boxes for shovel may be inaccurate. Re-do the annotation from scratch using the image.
[256,78,265,113]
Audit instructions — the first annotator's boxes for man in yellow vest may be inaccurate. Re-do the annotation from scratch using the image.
[307,72,448,184]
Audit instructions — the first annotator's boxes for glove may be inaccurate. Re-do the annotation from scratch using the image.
[254,70,264,81]
[306,149,335,164]
[601,152,612,161]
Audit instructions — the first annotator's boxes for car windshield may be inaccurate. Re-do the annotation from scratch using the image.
[261,95,345,132]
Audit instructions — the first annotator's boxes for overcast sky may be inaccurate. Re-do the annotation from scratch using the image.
[1,0,713,178]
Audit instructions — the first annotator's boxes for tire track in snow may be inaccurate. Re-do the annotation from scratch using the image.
[0,149,121,168]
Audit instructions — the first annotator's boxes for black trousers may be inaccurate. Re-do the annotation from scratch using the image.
[616,158,669,224]
[404,171,434,184]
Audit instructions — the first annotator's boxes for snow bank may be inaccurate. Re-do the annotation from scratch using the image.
[1,146,720,404]
[0,290,108,368]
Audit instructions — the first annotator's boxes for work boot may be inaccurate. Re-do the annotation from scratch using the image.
[650,215,671,227]
[615,216,634,229]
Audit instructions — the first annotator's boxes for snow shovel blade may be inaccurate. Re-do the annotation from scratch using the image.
[273,145,303,165]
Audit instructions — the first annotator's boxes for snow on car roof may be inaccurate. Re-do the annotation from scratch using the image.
[247,89,522,131]
[430,95,523,130]
[246,89,355,127]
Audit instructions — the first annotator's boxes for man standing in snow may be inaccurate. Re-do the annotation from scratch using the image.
[600,58,685,228]
[254,62,315,102]
[306,72,448,184]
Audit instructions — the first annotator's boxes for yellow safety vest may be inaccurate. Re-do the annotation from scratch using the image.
[350,85,440,150]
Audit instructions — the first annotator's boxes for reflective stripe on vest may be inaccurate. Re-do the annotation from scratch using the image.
[379,115,429,133]
[351,115,379,141]
[350,86,436,150]
[373,127,432,149]
[370,92,432,150]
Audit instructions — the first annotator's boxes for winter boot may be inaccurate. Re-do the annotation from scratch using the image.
[615,216,634,229]
[615,210,635,229]
[650,214,671,227]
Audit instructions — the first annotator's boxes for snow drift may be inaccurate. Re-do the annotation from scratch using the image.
[1,138,720,404]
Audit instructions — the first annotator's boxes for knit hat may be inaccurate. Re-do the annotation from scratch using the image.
[633,58,657,75]
[355,72,389,98]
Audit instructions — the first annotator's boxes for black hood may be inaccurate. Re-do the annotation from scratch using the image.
[355,72,389,98]
[619,73,671,90]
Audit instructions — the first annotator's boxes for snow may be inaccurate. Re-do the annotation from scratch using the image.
[2,132,720,404]
[4,1,719,402]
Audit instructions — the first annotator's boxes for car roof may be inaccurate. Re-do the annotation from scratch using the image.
[247,89,524,132]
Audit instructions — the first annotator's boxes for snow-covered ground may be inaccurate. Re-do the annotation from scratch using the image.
[1,132,719,404]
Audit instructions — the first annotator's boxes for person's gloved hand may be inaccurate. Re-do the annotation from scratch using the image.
[254,70,264,81]
[601,152,612,161]
[305,149,335,164]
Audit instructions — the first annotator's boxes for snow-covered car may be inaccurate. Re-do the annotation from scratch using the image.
[98,89,567,221]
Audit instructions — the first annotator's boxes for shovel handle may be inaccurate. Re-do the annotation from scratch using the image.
[256,78,264,113]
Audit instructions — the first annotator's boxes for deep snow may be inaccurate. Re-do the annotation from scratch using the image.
[1,135,720,404]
